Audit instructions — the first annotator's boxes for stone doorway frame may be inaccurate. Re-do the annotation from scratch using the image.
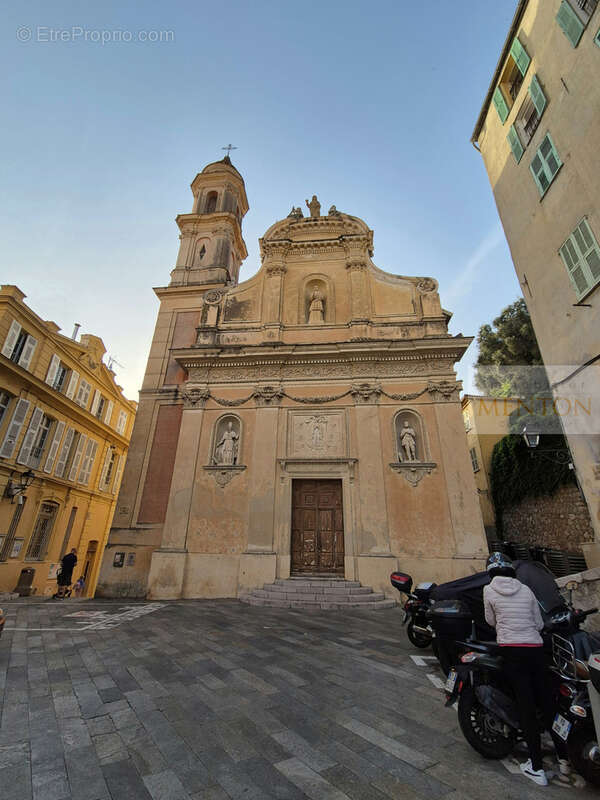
[275,458,358,581]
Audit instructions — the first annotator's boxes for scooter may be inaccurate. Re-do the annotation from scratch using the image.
[390,572,436,649]
[445,606,600,785]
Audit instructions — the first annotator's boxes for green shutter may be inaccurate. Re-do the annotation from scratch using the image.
[559,219,600,298]
[530,134,562,196]
[528,74,547,117]
[595,27,600,48]
[510,37,531,76]
[556,0,585,47]
[576,220,600,282]
[493,86,509,123]
[507,126,524,163]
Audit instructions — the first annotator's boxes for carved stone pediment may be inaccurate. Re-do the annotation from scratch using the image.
[389,462,437,487]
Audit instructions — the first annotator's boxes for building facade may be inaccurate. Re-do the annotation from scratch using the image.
[0,286,135,597]
[472,0,600,565]
[98,158,488,600]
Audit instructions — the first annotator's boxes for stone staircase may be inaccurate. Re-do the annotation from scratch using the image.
[239,577,396,610]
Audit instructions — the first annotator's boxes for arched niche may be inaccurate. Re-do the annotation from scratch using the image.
[211,414,242,466]
[300,275,335,325]
[394,409,428,463]
[193,238,210,267]
[205,191,218,214]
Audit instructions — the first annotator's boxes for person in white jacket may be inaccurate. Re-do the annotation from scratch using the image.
[483,553,568,786]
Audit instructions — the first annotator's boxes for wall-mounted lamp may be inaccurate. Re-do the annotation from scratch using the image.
[522,425,572,466]
[4,469,35,503]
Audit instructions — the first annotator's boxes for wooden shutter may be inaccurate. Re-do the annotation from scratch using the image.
[1,320,21,358]
[78,439,97,484]
[0,398,30,459]
[65,370,79,399]
[45,354,61,386]
[17,406,44,465]
[104,400,114,426]
[44,421,65,473]
[560,220,600,298]
[68,434,87,481]
[510,37,531,76]
[54,427,75,477]
[492,87,509,123]
[528,75,547,117]
[18,335,37,370]
[99,448,112,490]
[576,219,600,285]
[112,454,124,494]
[556,0,585,47]
[507,126,524,163]
[90,390,101,416]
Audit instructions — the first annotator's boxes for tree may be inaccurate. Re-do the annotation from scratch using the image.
[474,298,549,398]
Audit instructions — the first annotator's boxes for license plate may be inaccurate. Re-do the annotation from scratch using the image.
[552,713,572,741]
[445,669,458,693]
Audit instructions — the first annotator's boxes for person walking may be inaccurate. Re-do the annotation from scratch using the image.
[483,552,568,786]
[54,548,78,599]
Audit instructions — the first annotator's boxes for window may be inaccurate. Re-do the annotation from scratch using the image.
[596,25,600,46]
[493,37,531,123]
[0,398,30,459]
[25,502,59,560]
[91,390,106,420]
[556,0,597,46]
[0,500,26,562]
[530,134,562,196]
[513,75,547,150]
[54,427,75,478]
[0,391,12,426]
[470,447,480,473]
[559,219,600,299]
[45,355,69,392]
[205,191,218,213]
[29,415,53,469]
[1,320,37,369]
[77,438,98,485]
[67,433,87,482]
[75,379,92,408]
[99,448,117,491]
[116,410,128,435]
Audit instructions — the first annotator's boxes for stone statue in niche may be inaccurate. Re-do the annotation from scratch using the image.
[308,288,325,324]
[399,420,418,462]
[214,420,240,465]
[305,195,321,218]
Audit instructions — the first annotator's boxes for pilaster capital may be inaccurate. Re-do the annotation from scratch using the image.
[181,384,210,409]
[252,384,285,407]
[350,382,382,404]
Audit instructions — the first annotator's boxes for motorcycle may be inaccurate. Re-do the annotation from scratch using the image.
[445,606,600,785]
[390,572,436,649]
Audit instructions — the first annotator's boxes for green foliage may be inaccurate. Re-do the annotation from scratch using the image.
[475,298,549,397]
[490,433,575,532]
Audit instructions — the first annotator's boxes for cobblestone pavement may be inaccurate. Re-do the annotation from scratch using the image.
[0,599,596,800]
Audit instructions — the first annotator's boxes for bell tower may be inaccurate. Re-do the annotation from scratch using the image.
[169,156,249,286]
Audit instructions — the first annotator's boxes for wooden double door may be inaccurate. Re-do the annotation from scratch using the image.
[291,479,344,575]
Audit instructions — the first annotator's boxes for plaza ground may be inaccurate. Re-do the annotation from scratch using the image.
[0,599,595,800]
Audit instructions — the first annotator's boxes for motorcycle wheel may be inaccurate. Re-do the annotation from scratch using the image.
[457,685,517,759]
[407,621,432,649]
[566,727,600,787]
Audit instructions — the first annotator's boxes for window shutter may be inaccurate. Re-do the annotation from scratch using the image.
[0,398,30,459]
[112,454,124,494]
[577,219,600,284]
[117,411,128,435]
[78,439,97,485]
[556,1,585,47]
[104,400,114,426]
[528,74,547,117]
[17,335,37,370]
[1,320,22,358]
[68,434,87,481]
[507,126,524,163]
[595,27,600,48]
[65,370,79,399]
[44,421,65,473]
[54,427,75,477]
[492,87,509,123]
[99,448,112,490]
[90,390,101,416]
[509,37,531,76]
[17,406,44,465]
[45,354,61,386]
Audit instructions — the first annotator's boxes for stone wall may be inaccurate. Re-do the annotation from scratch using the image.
[501,484,594,552]
[556,569,600,632]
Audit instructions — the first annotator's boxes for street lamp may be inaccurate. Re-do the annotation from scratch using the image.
[4,469,35,502]
[522,425,572,467]
[522,425,540,449]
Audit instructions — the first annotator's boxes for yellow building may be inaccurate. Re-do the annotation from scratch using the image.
[0,286,135,597]
[472,0,600,565]
[461,394,520,540]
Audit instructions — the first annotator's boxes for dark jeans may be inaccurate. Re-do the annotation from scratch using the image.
[501,646,567,771]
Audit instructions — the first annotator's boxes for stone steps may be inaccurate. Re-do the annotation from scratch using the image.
[239,578,396,611]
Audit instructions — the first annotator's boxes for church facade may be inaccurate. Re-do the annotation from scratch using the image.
[96,157,488,600]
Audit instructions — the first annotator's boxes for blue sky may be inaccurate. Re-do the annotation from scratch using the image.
[2,0,521,399]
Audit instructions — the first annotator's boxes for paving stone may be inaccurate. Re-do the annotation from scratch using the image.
[142,769,189,800]
[275,757,351,799]
[102,758,153,800]
[64,744,109,800]
[321,763,390,800]
[0,760,33,800]
[272,728,336,772]
[86,715,116,736]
